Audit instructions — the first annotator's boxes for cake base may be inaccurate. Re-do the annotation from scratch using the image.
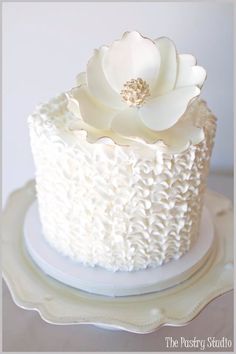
[3,180,233,332]
[24,201,215,297]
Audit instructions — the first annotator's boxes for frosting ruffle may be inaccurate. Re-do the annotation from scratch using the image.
[28,94,216,271]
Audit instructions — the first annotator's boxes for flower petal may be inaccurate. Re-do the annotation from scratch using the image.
[65,89,82,118]
[67,96,204,152]
[140,86,200,131]
[103,31,161,92]
[76,72,87,86]
[66,86,118,130]
[153,117,205,153]
[87,48,125,109]
[111,107,159,142]
[68,116,136,146]
[67,97,81,118]
[175,54,206,89]
[153,37,177,95]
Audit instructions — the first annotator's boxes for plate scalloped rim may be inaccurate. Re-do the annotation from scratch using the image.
[2,180,234,333]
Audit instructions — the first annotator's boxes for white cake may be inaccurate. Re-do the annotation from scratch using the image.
[28,31,216,272]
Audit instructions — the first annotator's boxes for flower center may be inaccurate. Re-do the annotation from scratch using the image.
[120,78,151,107]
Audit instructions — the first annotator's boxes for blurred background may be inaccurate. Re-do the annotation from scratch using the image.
[2,2,233,205]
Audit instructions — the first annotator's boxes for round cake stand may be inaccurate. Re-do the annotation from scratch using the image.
[2,180,234,334]
[24,201,215,297]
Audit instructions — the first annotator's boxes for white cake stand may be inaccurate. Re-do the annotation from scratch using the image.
[24,201,215,297]
[2,180,233,333]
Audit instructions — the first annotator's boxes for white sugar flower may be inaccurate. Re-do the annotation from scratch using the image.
[66,31,206,151]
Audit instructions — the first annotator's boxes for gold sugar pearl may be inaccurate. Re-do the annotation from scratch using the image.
[120,78,151,107]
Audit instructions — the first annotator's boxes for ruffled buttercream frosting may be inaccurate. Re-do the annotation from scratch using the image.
[28,94,216,271]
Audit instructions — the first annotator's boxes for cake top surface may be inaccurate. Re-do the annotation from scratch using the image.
[63,31,208,151]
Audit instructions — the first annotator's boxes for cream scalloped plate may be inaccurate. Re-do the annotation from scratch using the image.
[2,180,234,333]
